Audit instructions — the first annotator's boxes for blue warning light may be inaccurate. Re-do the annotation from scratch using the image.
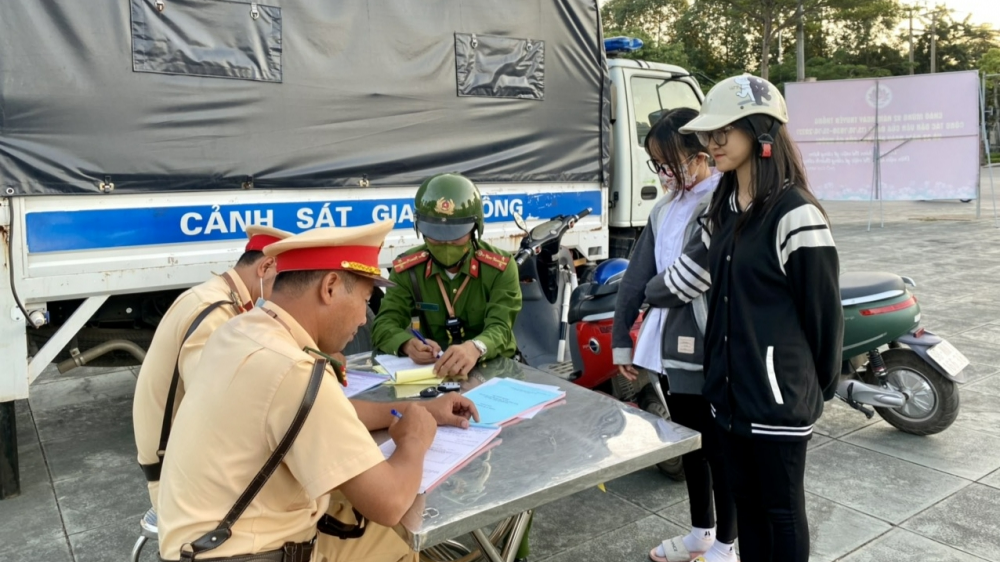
[604,36,644,55]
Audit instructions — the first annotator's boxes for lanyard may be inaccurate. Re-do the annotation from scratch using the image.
[435,274,471,319]
[259,306,347,386]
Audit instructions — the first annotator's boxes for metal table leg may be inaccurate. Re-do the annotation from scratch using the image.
[471,529,506,562]
[422,510,533,562]
[469,510,532,562]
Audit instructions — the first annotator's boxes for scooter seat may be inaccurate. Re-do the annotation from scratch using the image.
[568,282,619,324]
[840,272,906,305]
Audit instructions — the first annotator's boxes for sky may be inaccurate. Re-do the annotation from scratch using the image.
[932,0,1000,28]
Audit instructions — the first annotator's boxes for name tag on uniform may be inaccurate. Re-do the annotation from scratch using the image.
[678,336,695,355]
[416,302,440,312]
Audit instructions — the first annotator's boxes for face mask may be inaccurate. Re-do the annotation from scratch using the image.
[427,241,471,267]
[658,171,676,192]
[658,157,701,192]
[680,167,699,190]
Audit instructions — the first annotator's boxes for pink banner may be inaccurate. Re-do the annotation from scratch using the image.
[786,72,980,201]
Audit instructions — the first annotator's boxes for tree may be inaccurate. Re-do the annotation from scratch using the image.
[603,26,691,68]
[982,48,1000,147]
[601,0,692,68]
[601,0,688,46]
[911,12,999,74]
[828,0,904,69]
[672,0,757,81]
[698,0,873,80]
[984,48,1000,75]
[599,0,996,89]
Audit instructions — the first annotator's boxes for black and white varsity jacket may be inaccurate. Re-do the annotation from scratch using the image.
[700,186,843,441]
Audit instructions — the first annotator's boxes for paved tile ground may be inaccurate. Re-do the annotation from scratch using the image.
[3,195,1000,561]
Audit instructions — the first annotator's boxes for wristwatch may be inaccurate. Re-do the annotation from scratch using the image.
[470,339,488,358]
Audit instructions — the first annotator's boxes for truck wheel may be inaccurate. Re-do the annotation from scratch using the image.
[0,401,19,499]
[637,386,686,481]
[862,348,960,436]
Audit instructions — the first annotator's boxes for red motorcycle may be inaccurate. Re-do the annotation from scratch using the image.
[564,260,685,479]
[511,212,685,479]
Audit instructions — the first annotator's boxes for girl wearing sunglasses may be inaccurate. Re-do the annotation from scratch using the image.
[674,75,843,562]
[612,108,736,562]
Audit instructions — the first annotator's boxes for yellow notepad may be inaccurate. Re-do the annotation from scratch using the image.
[394,366,439,384]
[392,384,431,398]
[375,355,441,386]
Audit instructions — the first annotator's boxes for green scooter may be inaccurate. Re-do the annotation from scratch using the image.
[643,271,967,445]
[837,272,966,435]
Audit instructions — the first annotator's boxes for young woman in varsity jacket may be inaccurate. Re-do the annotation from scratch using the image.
[675,75,844,562]
[611,108,737,562]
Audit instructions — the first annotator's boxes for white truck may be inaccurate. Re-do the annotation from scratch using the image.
[0,0,702,495]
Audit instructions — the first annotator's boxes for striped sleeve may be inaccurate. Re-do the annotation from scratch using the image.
[778,203,843,401]
[775,203,835,275]
[645,216,711,308]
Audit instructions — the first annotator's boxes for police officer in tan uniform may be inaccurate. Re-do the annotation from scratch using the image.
[133,226,290,511]
[158,222,480,562]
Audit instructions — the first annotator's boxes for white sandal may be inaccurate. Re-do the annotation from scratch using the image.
[649,536,706,562]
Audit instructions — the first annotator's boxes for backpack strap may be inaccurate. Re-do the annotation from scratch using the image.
[141,300,231,482]
[180,359,328,561]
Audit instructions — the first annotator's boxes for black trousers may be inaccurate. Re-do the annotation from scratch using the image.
[664,391,738,544]
[718,430,809,562]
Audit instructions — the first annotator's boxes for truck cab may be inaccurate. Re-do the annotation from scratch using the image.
[604,48,705,257]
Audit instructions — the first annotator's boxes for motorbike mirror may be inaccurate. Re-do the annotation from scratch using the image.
[512,212,528,233]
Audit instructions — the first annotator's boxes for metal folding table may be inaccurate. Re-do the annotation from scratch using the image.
[349,356,701,562]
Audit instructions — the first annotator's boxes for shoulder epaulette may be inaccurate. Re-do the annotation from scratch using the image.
[474,249,510,272]
[392,251,430,273]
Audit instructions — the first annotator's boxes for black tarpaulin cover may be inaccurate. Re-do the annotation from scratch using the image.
[0,0,609,195]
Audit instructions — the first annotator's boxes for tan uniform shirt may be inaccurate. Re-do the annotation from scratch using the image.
[158,302,385,560]
[132,271,251,510]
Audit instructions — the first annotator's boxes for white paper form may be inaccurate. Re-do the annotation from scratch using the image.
[343,371,389,398]
[379,424,501,493]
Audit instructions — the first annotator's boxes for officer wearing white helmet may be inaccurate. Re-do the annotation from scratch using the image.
[648,74,843,562]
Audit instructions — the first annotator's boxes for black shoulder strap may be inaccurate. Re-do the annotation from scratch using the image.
[182,359,328,561]
[142,300,230,482]
[407,268,431,348]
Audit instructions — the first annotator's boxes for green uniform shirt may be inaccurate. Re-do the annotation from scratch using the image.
[372,241,522,360]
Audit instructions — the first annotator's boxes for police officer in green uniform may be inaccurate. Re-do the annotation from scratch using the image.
[372,173,522,379]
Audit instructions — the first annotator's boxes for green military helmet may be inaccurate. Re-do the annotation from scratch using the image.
[413,173,485,241]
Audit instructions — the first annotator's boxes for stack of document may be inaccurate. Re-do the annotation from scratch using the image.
[343,371,390,398]
[380,424,502,494]
[462,378,566,426]
[374,354,442,386]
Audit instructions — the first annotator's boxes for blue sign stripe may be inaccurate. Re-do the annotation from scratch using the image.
[26,191,602,253]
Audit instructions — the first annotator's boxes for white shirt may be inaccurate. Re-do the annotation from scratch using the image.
[632,172,721,372]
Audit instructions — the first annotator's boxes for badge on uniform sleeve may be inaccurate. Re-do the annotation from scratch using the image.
[416,302,440,312]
